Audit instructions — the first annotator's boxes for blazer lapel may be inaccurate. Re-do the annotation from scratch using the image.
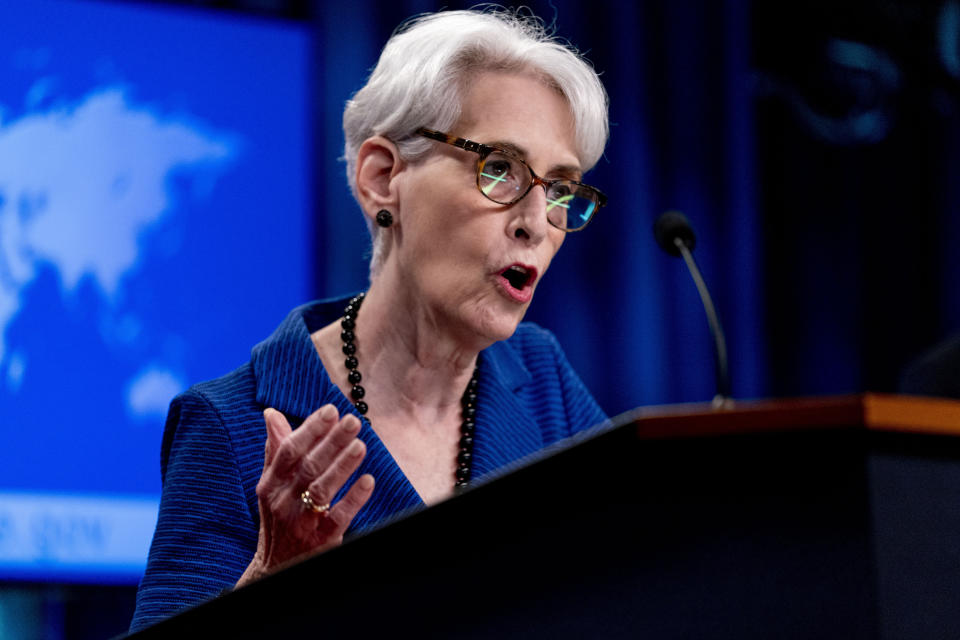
[471,339,544,481]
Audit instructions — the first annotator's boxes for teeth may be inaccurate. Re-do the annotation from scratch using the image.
[508,266,528,275]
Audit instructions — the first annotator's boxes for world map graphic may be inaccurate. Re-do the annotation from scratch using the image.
[0,86,236,419]
[0,0,310,581]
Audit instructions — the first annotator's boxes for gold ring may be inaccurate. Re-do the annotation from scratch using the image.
[300,489,330,515]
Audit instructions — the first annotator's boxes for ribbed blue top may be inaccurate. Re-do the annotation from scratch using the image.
[130,296,607,631]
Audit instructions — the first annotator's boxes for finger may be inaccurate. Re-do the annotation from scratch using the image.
[269,404,341,477]
[305,436,367,504]
[262,408,292,467]
[290,404,341,446]
[324,474,375,534]
[296,414,363,487]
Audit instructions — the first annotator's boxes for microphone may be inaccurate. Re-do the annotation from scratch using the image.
[654,211,732,406]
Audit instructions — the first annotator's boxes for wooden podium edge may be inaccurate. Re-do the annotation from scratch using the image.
[622,393,960,439]
[863,393,960,435]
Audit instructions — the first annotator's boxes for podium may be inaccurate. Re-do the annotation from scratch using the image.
[129,394,960,639]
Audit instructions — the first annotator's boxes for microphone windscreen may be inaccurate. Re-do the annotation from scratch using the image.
[654,210,697,257]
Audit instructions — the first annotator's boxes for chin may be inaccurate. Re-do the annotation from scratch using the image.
[463,297,526,345]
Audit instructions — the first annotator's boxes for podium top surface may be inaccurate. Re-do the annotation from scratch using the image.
[623,393,960,439]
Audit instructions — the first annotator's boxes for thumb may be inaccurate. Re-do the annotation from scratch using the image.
[262,408,292,466]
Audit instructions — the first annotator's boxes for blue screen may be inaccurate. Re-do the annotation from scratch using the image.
[0,0,311,583]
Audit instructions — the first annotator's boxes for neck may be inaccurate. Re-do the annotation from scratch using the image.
[325,288,480,493]
[349,278,485,420]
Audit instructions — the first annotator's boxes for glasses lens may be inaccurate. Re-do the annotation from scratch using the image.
[545,181,597,231]
[478,152,529,204]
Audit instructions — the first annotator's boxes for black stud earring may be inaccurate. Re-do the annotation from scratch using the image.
[375,209,393,228]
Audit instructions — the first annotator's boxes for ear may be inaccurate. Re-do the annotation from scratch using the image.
[355,136,404,224]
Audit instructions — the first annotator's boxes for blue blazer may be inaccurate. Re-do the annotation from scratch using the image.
[130,296,607,631]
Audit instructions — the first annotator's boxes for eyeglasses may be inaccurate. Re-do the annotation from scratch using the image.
[417,128,607,232]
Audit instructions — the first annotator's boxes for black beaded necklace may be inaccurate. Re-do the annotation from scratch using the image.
[340,292,479,490]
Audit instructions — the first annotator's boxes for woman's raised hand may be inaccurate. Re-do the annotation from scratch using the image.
[236,404,374,587]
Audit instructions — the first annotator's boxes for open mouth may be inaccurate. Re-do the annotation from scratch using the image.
[498,264,537,291]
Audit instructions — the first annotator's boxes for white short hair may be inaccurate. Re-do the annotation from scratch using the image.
[343,8,610,277]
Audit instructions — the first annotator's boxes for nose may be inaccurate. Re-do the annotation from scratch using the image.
[507,183,549,245]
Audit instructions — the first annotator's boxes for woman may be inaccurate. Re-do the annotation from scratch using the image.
[131,7,609,631]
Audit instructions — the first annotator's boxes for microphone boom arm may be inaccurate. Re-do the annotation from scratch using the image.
[674,237,732,406]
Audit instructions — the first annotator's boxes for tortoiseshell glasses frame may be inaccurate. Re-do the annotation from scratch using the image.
[416,127,607,232]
